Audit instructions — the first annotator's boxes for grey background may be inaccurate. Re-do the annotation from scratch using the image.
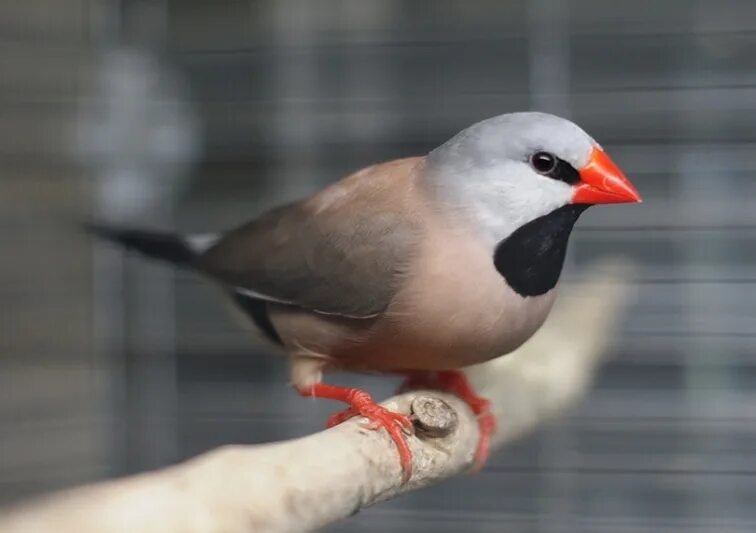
[2,1,756,531]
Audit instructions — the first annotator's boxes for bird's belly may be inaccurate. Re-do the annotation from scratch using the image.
[268,223,558,373]
[353,226,559,370]
[362,279,557,371]
[270,266,557,374]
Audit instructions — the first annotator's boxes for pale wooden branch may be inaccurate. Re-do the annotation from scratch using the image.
[0,259,634,533]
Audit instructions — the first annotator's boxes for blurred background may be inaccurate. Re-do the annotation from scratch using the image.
[2,0,756,531]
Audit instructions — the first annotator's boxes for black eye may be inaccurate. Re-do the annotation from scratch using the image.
[530,151,557,174]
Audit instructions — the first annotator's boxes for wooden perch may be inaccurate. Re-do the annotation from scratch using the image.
[0,260,633,533]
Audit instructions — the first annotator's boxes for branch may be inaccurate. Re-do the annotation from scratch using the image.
[0,259,634,533]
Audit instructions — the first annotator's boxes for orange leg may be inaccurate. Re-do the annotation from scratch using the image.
[298,383,414,482]
[398,370,495,472]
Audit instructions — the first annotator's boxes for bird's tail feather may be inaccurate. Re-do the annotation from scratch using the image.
[87,223,198,266]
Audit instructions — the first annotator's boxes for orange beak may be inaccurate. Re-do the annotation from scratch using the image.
[572,147,642,204]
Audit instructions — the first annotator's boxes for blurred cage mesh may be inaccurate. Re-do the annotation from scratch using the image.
[2,1,756,531]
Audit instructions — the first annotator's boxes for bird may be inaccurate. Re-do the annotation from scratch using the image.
[90,112,641,483]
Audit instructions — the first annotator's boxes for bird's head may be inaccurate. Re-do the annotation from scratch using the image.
[425,112,641,245]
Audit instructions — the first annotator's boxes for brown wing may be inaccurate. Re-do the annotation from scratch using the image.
[196,158,424,318]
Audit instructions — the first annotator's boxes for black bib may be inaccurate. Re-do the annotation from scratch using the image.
[493,204,588,297]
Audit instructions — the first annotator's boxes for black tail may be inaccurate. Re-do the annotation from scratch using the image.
[87,223,197,266]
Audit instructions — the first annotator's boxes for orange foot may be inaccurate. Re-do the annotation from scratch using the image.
[299,383,414,482]
[398,370,495,472]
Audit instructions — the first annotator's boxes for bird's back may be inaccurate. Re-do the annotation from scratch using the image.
[196,157,426,319]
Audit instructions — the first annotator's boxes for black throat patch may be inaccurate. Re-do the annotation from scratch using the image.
[493,204,589,297]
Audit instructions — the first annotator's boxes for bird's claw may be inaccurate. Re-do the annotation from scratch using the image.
[471,409,495,472]
[327,403,413,434]
[326,407,357,428]
[359,407,413,434]
[326,397,414,482]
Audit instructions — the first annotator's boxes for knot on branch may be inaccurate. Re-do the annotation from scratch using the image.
[410,396,458,438]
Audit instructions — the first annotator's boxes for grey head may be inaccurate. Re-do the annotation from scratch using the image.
[424,112,600,246]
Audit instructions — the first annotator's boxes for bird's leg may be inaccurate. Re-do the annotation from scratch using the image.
[397,370,495,471]
[298,383,414,482]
